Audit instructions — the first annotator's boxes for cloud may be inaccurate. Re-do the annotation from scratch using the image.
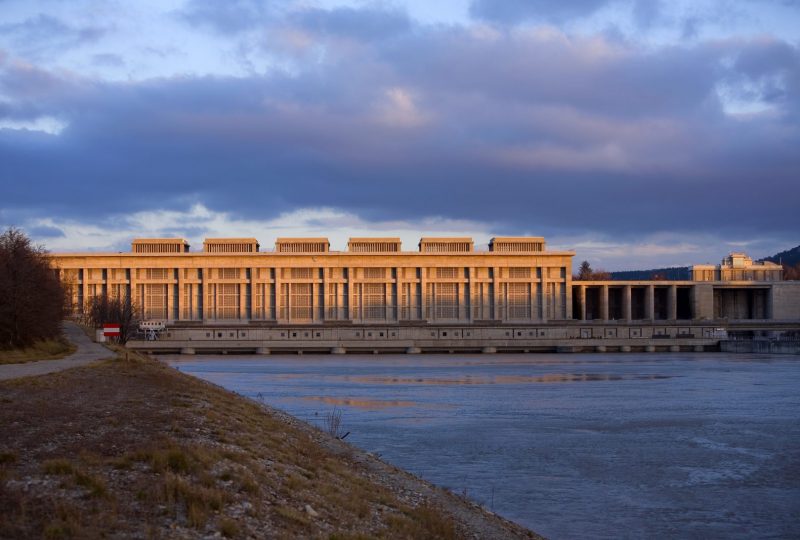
[21,204,498,254]
[469,0,610,24]
[177,0,276,34]
[91,53,125,67]
[288,5,412,42]
[0,14,106,58]
[0,5,798,269]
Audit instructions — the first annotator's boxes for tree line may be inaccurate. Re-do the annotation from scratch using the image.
[0,228,65,349]
[1,228,142,349]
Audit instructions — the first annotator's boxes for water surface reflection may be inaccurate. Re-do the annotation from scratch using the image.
[166,353,800,540]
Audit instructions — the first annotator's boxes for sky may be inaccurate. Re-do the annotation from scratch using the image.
[0,0,798,270]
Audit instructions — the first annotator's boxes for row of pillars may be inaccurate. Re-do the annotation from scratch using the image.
[575,284,681,321]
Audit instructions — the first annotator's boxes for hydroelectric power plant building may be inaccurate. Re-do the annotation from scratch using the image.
[50,237,800,354]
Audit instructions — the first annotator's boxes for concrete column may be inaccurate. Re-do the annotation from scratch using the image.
[601,285,609,321]
[129,269,137,320]
[419,267,427,321]
[646,285,655,320]
[668,285,677,320]
[177,270,185,321]
[274,269,282,322]
[163,279,169,322]
[579,285,587,320]
[565,275,573,320]
[493,267,502,320]
[312,281,320,323]
[623,285,632,321]
[239,279,247,321]
[467,268,474,322]
[540,271,548,323]
[82,268,89,316]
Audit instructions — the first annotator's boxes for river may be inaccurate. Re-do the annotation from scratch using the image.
[164,352,800,539]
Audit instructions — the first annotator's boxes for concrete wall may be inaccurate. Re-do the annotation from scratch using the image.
[770,282,800,320]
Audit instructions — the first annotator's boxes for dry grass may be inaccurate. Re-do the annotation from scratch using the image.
[0,355,536,538]
[0,338,76,365]
[0,352,537,539]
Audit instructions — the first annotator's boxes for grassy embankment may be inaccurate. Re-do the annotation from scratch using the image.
[0,351,538,539]
[0,339,76,365]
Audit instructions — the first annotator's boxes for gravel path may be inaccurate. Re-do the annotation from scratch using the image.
[0,322,112,381]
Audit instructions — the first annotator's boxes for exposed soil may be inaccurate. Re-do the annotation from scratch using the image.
[0,353,543,539]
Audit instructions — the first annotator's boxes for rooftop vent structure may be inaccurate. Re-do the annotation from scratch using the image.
[418,237,474,253]
[131,238,189,253]
[275,238,330,253]
[203,238,260,253]
[347,238,402,253]
[489,237,545,253]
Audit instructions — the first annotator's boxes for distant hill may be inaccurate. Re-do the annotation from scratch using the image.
[610,267,689,281]
[607,244,800,281]
[759,245,800,267]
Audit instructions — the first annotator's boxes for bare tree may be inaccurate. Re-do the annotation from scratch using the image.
[574,260,611,281]
[0,228,65,349]
[85,294,140,344]
[784,263,800,281]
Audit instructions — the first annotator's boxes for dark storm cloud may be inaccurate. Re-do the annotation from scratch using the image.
[1,9,799,247]
[469,0,610,24]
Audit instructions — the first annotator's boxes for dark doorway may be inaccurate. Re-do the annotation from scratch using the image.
[586,287,601,320]
[654,287,669,320]
[631,287,646,319]
[608,287,624,320]
[676,287,692,320]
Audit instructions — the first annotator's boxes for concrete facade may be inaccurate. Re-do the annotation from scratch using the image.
[51,236,575,325]
[49,238,800,353]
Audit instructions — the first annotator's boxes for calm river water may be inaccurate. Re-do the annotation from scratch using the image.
[165,353,800,539]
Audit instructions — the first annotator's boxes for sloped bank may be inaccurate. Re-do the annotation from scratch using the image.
[0,353,542,539]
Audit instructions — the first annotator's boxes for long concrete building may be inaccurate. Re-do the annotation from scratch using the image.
[50,237,800,353]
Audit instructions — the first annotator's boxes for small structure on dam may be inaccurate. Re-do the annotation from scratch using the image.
[49,236,800,353]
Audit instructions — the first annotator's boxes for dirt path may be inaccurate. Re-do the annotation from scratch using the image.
[0,322,111,381]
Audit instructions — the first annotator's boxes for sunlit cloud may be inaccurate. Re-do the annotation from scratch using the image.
[0,116,67,135]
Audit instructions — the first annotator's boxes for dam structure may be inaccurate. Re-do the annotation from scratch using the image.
[50,237,800,354]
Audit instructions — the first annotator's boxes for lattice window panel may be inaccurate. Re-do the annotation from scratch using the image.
[362,283,385,320]
[144,284,168,319]
[509,267,531,279]
[326,283,339,319]
[362,268,386,279]
[471,282,488,319]
[291,268,314,280]
[145,268,170,280]
[507,282,531,319]
[436,267,459,279]
[435,282,458,320]
[218,268,239,280]
[214,283,238,319]
[290,283,312,321]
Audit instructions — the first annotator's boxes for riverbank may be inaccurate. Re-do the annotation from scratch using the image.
[0,352,540,539]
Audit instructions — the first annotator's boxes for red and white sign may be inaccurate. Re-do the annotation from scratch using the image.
[103,324,121,337]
